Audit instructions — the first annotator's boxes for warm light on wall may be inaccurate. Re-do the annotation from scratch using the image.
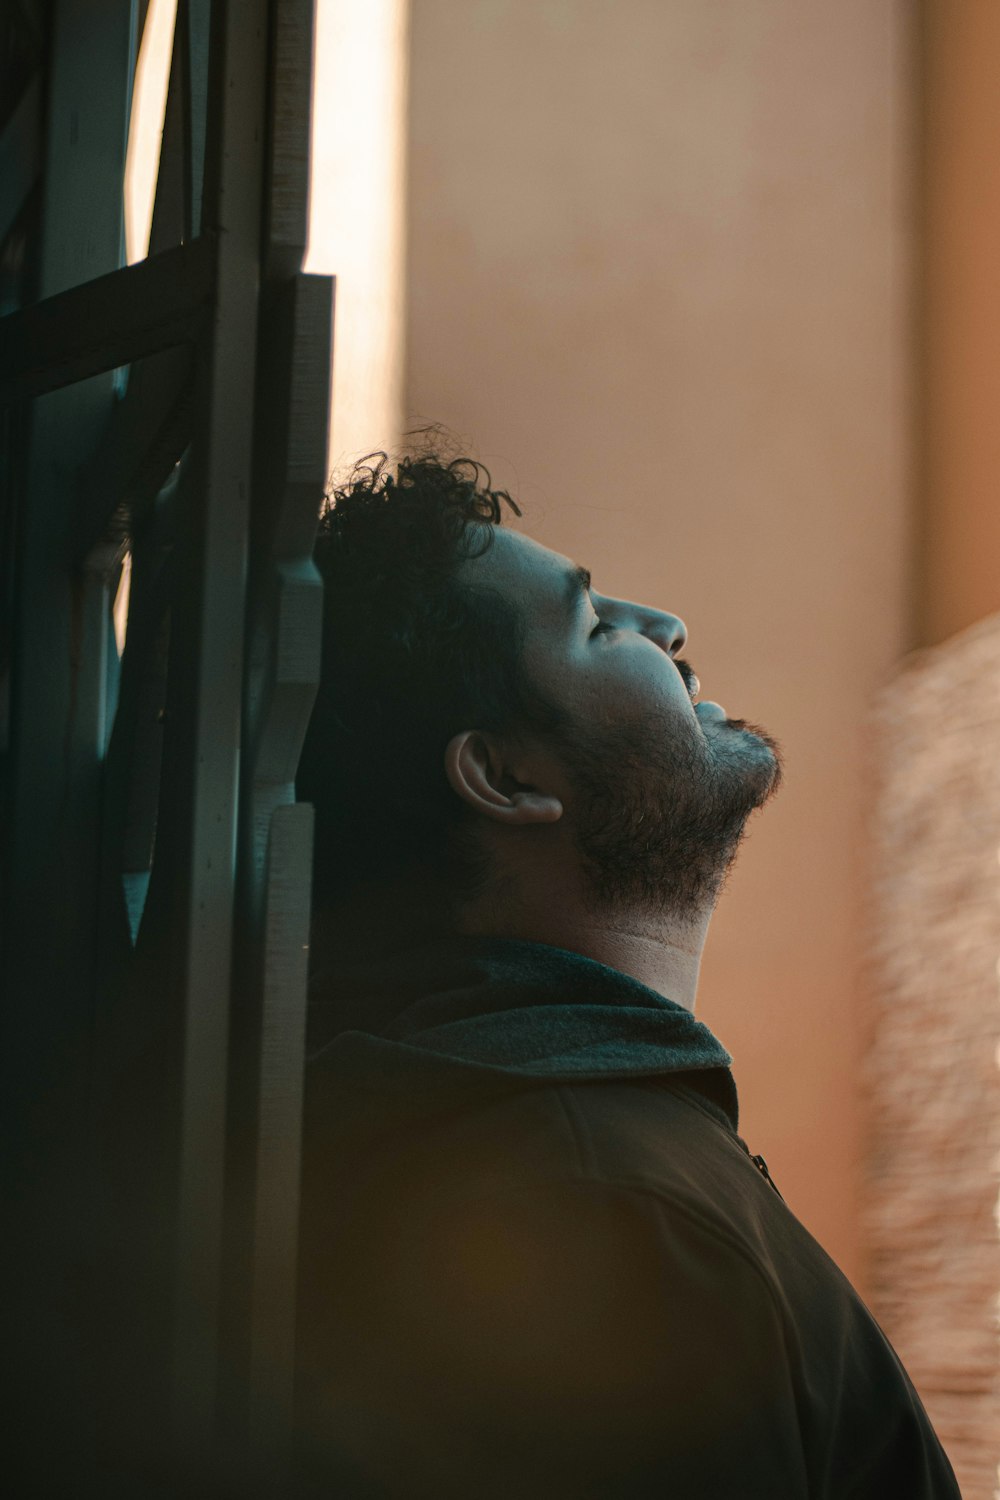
[113,552,132,658]
[304,0,409,475]
[118,0,177,659]
[123,0,407,469]
[123,0,178,265]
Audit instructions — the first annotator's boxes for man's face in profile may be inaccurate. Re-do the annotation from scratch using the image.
[457,527,784,924]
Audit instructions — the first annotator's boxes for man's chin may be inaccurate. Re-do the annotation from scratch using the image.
[743,723,784,802]
[709,716,784,806]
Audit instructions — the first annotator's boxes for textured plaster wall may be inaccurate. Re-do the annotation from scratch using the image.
[863,615,1000,1499]
[405,0,913,1288]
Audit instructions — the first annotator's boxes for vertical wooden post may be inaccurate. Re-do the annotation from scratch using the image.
[0,1,331,1489]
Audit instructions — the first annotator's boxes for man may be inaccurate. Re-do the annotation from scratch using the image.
[293,450,960,1498]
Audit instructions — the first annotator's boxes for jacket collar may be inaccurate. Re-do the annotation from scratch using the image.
[305,935,740,1150]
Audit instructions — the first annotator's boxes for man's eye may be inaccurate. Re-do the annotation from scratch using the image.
[590,618,615,637]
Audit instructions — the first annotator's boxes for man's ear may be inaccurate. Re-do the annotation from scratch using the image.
[444,731,563,825]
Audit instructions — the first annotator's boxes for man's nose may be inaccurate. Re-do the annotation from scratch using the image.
[643,609,687,658]
[601,594,688,657]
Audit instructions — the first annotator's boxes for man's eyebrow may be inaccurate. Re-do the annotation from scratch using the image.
[563,565,592,615]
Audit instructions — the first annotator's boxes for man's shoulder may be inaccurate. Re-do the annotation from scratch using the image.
[403,1073,774,1245]
[301,1120,813,1500]
[300,1074,963,1500]
[398,1071,866,1349]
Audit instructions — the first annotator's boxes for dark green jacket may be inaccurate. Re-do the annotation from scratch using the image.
[295,936,961,1499]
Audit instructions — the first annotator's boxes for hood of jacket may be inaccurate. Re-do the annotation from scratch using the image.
[304,934,739,1161]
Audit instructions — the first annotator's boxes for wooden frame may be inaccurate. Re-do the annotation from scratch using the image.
[0,1,331,1487]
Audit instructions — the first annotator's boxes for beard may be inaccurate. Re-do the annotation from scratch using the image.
[553,702,783,928]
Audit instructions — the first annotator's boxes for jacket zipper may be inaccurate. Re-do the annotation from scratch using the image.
[734,1130,785,1200]
[660,1083,787,1203]
[749,1152,785,1201]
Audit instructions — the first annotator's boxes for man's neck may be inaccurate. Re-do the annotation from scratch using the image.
[458,891,713,1013]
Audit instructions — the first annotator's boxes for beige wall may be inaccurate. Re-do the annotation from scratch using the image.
[405,0,915,1287]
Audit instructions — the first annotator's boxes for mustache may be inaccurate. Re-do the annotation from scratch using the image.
[674,657,699,698]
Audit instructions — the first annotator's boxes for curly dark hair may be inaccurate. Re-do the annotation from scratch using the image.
[296,447,572,913]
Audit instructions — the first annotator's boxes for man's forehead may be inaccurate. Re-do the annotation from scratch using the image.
[465,527,575,608]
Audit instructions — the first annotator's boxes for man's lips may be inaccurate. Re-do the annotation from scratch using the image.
[676,660,700,700]
[695,699,728,721]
